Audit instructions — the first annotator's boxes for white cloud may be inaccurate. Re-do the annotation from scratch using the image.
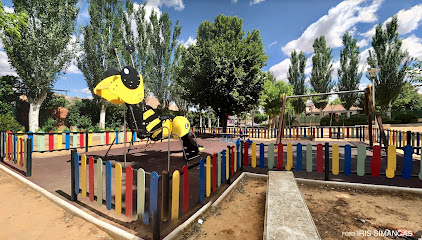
[3,6,14,13]
[357,39,369,48]
[71,88,93,99]
[269,58,290,82]
[250,0,265,6]
[268,41,277,47]
[147,0,184,11]
[402,34,422,59]
[183,36,197,47]
[281,0,383,56]
[0,51,17,77]
[231,0,238,3]
[361,4,422,39]
[66,62,82,74]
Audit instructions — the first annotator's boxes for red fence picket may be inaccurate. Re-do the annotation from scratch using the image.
[79,131,84,147]
[212,154,216,192]
[126,166,133,217]
[317,144,323,173]
[89,156,94,202]
[49,131,54,151]
[371,145,381,177]
[277,142,283,170]
[182,165,189,213]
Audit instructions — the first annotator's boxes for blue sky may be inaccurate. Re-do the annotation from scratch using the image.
[1,0,422,99]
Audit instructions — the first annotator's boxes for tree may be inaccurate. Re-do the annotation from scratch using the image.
[261,71,293,128]
[125,3,182,112]
[0,75,24,115]
[1,0,78,132]
[310,36,334,112]
[78,0,124,129]
[287,50,307,124]
[392,83,422,111]
[177,14,268,131]
[367,15,411,117]
[338,31,362,110]
[0,1,27,38]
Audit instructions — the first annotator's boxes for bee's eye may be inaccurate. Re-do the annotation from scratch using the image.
[121,66,140,89]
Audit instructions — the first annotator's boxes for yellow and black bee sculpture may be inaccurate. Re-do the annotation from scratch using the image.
[94,47,201,160]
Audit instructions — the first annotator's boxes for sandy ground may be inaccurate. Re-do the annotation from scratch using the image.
[180,177,422,240]
[180,177,266,240]
[0,169,112,240]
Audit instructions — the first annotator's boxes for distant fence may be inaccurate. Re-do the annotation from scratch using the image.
[70,139,422,239]
[193,126,422,155]
[0,131,32,177]
[1,130,140,153]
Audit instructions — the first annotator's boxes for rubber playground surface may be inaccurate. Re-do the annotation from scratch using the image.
[2,136,422,239]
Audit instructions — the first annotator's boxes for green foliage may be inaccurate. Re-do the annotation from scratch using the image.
[105,103,124,129]
[408,58,422,82]
[261,72,293,115]
[125,2,182,111]
[39,92,68,127]
[0,1,27,39]
[67,99,96,130]
[78,0,125,128]
[310,36,334,111]
[1,0,78,131]
[338,31,362,110]
[253,112,268,124]
[392,83,422,111]
[40,117,58,132]
[176,14,268,129]
[0,75,24,115]
[394,112,418,124]
[367,15,411,115]
[0,115,24,132]
[287,50,307,115]
[329,97,343,105]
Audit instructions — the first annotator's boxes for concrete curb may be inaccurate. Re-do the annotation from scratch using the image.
[0,164,143,240]
[240,172,422,195]
[164,172,247,240]
[295,177,422,194]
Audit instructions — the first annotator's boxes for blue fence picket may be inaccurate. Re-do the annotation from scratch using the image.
[106,161,112,210]
[28,131,34,149]
[296,143,302,171]
[402,145,413,179]
[65,131,70,149]
[199,158,204,203]
[13,135,17,163]
[344,145,351,176]
[115,130,119,144]
[259,143,264,168]
[417,133,420,155]
[150,171,159,216]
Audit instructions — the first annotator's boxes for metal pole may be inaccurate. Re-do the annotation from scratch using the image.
[123,104,126,167]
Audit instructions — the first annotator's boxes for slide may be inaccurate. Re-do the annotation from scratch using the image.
[181,134,203,161]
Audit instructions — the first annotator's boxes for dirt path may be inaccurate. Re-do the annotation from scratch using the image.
[0,170,112,240]
[181,177,267,240]
[180,177,422,240]
[300,183,422,240]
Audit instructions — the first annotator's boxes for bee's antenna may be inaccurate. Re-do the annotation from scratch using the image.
[110,48,122,70]
[125,45,137,70]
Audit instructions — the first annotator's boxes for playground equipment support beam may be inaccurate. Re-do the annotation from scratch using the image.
[285,89,364,99]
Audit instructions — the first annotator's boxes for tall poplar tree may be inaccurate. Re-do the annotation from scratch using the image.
[1,0,78,131]
[78,0,124,129]
[125,3,182,112]
[310,36,334,112]
[367,15,411,117]
[338,31,362,111]
[287,50,306,123]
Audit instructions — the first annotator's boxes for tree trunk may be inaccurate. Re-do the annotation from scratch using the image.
[208,108,211,128]
[268,115,272,128]
[99,103,107,129]
[28,93,47,132]
[199,111,202,128]
[221,114,228,133]
[386,101,392,118]
[217,118,220,127]
[252,110,255,127]
[272,114,277,128]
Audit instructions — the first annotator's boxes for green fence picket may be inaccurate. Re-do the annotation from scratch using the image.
[306,143,312,172]
[96,158,103,205]
[268,143,274,169]
[357,145,366,176]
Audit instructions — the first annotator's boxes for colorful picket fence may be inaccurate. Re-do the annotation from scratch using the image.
[0,131,33,177]
[3,130,139,153]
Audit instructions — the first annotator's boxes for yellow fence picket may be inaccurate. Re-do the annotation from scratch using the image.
[171,170,180,220]
[115,163,122,215]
